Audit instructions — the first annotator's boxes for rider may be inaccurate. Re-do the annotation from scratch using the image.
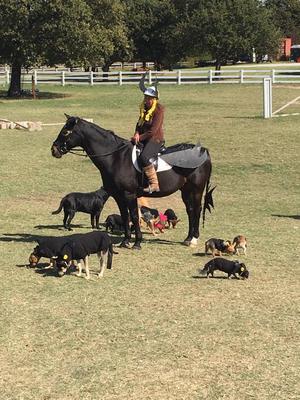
[131,78,165,193]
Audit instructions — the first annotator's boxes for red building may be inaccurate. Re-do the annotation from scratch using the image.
[279,37,292,60]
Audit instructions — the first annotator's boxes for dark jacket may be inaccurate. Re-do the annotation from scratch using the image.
[135,103,165,144]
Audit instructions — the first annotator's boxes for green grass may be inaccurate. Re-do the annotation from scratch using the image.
[0,84,299,400]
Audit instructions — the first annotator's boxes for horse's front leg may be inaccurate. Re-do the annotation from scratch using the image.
[115,198,132,249]
[128,198,142,250]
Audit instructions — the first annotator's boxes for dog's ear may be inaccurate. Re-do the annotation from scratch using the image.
[64,113,71,120]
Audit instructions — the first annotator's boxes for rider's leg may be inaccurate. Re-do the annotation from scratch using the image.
[139,141,161,193]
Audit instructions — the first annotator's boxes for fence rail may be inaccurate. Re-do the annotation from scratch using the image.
[1,68,300,86]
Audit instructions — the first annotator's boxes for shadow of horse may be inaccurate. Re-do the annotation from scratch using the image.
[34,223,92,230]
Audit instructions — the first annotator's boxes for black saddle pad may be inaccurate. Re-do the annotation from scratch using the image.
[160,144,208,168]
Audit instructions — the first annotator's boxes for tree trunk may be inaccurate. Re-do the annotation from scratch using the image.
[7,62,22,97]
[102,62,111,81]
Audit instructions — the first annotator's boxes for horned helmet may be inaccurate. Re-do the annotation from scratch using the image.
[139,73,159,99]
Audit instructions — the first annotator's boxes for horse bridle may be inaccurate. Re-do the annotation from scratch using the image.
[55,127,130,158]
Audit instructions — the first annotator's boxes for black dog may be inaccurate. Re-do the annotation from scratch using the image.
[52,187,109,230]
[29,234,83,268]
[54,231,114,279]
[199,258,249,279]
[164,208,180,228]
[105,214,124,233]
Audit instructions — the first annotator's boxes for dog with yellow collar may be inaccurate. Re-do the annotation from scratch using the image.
[199,257,249,279]
[55,231,114,279]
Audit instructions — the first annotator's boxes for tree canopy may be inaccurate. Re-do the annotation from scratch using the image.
[178,0,281,69]
[0,0,288,96]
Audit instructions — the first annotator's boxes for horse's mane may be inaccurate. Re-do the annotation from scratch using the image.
[81,118,129,146]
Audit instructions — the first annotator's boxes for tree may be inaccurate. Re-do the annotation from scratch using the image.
[85,0,132,72]
[0,0,95,97]
[124,0,179,69]
[264,0,300,42]
[181,0,281,70]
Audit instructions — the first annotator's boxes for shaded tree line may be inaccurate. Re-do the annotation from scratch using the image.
[0,0,298,97]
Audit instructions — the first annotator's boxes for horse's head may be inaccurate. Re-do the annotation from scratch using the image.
[51,114,82,158]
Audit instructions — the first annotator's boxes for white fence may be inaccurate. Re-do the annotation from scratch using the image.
[1,67,300,86]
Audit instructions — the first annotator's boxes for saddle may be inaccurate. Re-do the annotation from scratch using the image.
[132,143,208,172]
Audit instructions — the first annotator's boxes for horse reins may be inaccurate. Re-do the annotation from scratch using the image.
[66,142,129,157]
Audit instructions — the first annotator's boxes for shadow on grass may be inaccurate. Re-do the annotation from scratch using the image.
[224,115,262,120]
[0,90,70,100]
[0,232,122,246]
[34,223,87,230]
[142,237,184,246]
[192,252,207,257]
[192,275,237,279]
[272,214,300,220]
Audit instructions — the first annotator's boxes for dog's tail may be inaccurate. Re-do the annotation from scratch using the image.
[51,198,65,215]
[202,177,216,228]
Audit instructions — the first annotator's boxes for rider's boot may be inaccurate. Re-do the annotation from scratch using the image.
[143,164,160,193]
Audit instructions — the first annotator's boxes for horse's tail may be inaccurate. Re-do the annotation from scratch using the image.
[202,173,216,228]
[51,198,65,215]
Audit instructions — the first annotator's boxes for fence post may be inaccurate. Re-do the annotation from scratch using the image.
[118,71,122,86]
[177,70,181,85]
[90,71,94,86]
[209,70,213,84]
[34,70,37,85]
[149,70,152,85]
[263,78,272,118]
[240,69,244,84]
[62,71,65,86]
[272,69,276,84]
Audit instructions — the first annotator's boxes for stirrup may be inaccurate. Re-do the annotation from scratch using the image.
[143,185,160,194]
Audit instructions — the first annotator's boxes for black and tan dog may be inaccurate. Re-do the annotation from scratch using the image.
[164,209,180,229]
[233,235,247,255]
[139,206,161,235]
[205,238,235,257]
[52,187,109,230]
[29,234,82,268]
[199,257,249,279]
[55,231,114,279]
[105,214,124,233]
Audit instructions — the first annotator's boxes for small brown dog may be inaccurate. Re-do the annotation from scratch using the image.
[233,235,247,255]
[205,238,235,257]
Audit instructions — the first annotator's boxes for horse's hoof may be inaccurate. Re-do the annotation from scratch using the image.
[183,237,198,247]
[119,241,131,249]
[132,244,141,250]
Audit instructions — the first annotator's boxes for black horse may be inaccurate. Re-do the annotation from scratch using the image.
[51,116,214,249]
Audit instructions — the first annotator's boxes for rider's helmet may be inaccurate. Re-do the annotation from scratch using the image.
[143,86,159,99]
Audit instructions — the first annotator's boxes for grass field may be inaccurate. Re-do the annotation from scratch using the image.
[0,83,299,400]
